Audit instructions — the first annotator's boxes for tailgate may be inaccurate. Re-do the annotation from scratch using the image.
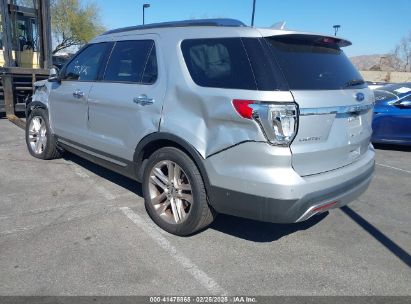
[291,89,374,176]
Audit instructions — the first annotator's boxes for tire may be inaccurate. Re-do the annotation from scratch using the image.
[142,147,215,236]
[25,108,63,160]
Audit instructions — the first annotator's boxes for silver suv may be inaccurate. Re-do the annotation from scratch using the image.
[25,19,375,236]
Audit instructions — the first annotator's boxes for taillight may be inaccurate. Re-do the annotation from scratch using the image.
[232,99,298,146]
[267,104,298,145]
[232,99,254,119]
[322,37,337,44]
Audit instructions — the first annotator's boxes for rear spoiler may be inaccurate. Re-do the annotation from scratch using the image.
[258,29,352,47]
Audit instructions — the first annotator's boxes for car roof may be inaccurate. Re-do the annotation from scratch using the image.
[101,18,246,35]
[92,18,351,47]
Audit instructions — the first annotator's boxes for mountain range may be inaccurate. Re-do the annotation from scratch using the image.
[349,54,395,71]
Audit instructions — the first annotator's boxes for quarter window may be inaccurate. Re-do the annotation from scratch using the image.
[104,40,157,84]
[62,43,109,81]
[181,38,257,90]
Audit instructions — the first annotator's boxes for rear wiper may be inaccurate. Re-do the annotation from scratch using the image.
[344,79,365,88]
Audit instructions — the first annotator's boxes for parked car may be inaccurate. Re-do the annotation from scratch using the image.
[366,81,388,90]
[25,19,375,236]
[372,83,411,145]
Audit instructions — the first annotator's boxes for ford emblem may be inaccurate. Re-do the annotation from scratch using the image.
[356,92,365,102]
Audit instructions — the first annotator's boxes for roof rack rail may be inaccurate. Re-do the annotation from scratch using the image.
[102,18,246,35]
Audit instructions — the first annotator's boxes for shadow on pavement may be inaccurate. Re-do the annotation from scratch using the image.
[0,112,26,118]
[63,152,327,241]
[63,153,143,197]
[374,143,411,152]
[341,206,411,268]
[209,212,327,242]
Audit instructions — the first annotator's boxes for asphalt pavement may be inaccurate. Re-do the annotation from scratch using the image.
[0,118,410,296]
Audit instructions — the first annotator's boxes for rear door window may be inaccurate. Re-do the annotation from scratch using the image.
[104,40,157,84]
[181,38,257,90]
[62,43,109,81]
[265,35,365,90]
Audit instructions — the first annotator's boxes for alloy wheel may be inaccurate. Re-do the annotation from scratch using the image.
[148,160,193,224]
[28,116,47,155]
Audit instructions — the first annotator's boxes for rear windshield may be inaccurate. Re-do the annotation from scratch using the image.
[265,35,366,90]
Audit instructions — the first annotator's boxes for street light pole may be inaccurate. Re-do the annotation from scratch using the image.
[333,24,341,36]
[251,0,256,26]
[143,3,150,25]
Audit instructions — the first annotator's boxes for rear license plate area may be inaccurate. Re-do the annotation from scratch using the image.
[347,114,363,139]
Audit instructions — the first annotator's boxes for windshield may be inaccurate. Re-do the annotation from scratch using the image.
[265,34,366,90]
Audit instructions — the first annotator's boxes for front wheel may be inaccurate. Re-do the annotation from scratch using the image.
[25,108,62,160]
[142,147,215,236]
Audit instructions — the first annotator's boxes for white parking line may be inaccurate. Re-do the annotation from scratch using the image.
[94,184,116,200]
[0,227,33,236]
[43,152,227,294]
[71,164,91,178]
[70,164,117,200]
[120,207,228,296]
[376,163,411,175]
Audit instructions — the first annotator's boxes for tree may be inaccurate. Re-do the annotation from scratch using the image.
[389,31,411,72]
[398,33,411,72]
[385,53,403,72]
[51,0,105,54]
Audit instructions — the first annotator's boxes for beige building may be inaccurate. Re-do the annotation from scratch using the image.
[360,71,411,83]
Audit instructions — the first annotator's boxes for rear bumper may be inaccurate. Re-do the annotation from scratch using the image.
[205,142,375,223]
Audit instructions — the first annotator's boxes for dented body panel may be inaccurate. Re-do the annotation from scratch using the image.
[160,85,293,157]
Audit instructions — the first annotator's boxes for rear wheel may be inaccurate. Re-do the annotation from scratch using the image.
[25,108,62,160]
[143,147,215,236]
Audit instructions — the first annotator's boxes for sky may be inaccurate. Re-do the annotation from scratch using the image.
[97,0,411,57]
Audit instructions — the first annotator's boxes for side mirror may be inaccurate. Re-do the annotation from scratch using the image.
[48,67,61,83]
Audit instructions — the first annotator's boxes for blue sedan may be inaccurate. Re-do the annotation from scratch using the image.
[372,83,411,146]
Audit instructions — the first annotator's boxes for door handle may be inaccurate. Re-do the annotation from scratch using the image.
[133,94,154,106]
[73,89,84,99]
